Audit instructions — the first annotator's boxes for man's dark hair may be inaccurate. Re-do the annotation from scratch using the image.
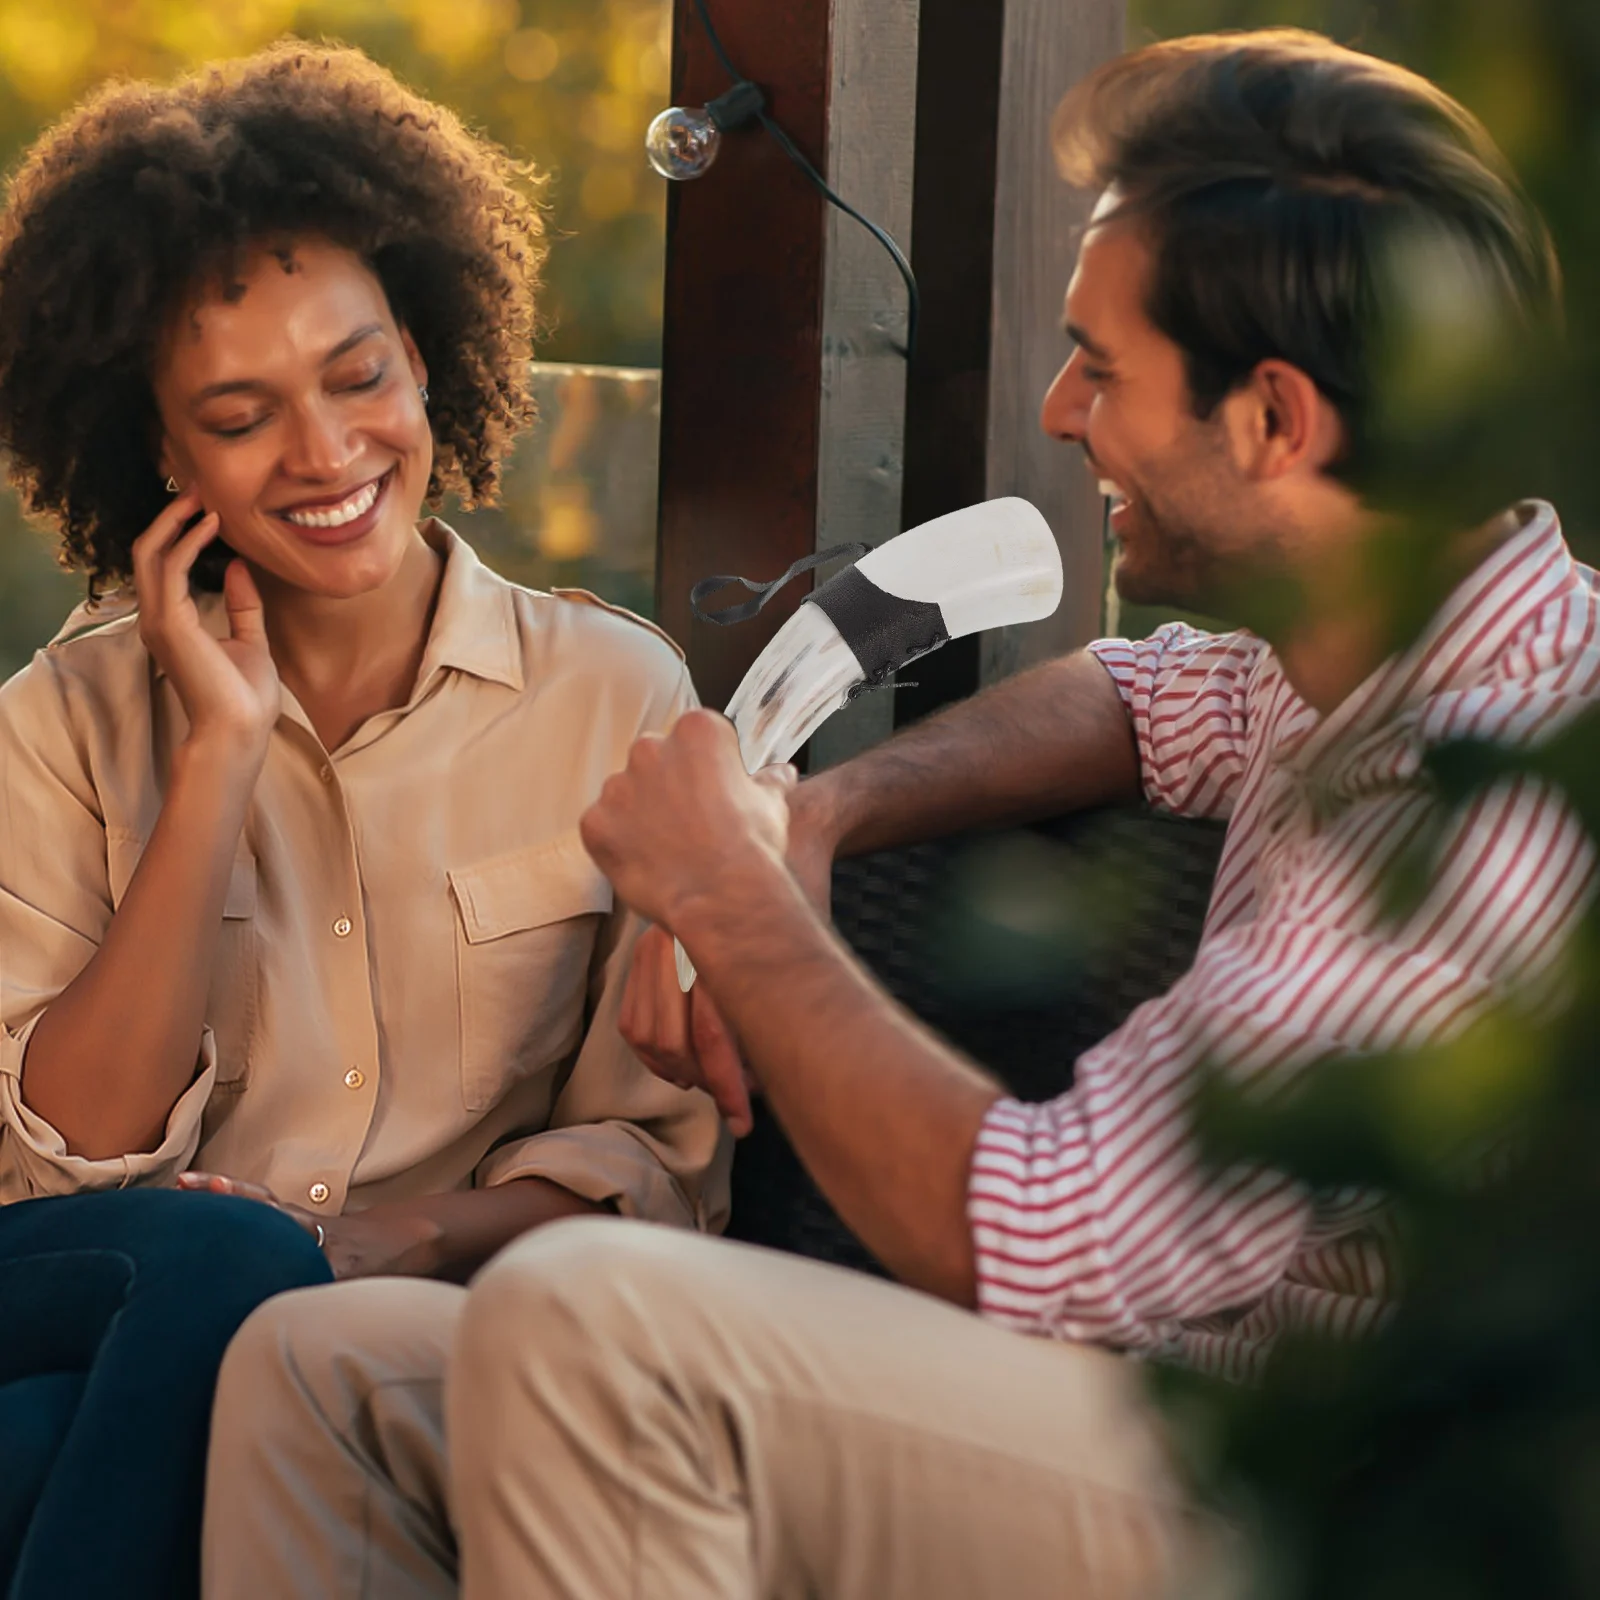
[1054,29,1561,484]
[0,43,546,596]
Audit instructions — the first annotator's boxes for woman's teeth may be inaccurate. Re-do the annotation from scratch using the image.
[283,477,382,528]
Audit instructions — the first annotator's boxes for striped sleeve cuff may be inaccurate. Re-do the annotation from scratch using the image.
[1085,636,1139,710]
[1086,626,1206,702]
[967,1093,1120,1342]
[475,1124,705,1231]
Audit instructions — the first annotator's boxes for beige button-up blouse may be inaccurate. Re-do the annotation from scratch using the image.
[0,522,728,1229]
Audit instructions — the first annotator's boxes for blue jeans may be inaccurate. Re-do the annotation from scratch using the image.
[0,1187,332,1600]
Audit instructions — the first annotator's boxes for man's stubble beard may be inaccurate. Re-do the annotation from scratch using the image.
[1107,423,1270,618]
[1110,479,1228,612]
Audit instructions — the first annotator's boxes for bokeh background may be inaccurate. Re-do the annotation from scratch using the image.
[0,0,673,672]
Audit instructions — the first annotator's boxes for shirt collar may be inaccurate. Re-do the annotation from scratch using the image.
[1275,500,1576,777]
[410,519,524,695]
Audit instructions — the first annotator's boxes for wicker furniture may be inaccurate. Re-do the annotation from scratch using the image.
[726,807,1228,1273]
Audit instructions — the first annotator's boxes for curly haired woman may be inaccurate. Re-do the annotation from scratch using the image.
[0,44,724,1600]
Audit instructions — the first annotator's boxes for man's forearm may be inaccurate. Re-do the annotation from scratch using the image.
[680,863,1002,1306]
[800,648,1139,859]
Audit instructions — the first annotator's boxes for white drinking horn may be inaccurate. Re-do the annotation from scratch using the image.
[676,496,1063,990]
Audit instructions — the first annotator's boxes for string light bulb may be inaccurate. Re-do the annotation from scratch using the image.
[642,0,919,355]
[644,81,766,181]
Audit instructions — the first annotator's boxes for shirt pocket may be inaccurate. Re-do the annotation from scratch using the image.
[448,834,614,1112]
[106,832,258,1090]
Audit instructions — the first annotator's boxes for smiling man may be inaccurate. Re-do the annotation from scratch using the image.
[208,28,1600,1600]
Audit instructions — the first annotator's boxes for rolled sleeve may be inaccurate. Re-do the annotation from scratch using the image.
[1,1013,216,1200]
[1088,625,1262,819]
[966,1087,1311,1358]
[476,1117,726,1231]
[0,650,215,1201]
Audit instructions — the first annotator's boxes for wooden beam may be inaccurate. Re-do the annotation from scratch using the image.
[895,0,1125,724]
[890,0,1009,730]
[654,0,832,712]
[807,0,920,770]
[983,0,1125,682]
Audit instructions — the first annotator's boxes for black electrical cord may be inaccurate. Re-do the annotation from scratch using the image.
[689,0,920,359]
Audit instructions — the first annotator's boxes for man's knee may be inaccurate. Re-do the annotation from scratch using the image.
[471,1217,722,1330]
[460,1218,729,1384]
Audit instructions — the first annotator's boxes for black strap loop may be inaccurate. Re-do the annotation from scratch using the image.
[689,541,869,626]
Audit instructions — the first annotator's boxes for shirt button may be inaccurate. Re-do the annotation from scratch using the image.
[308,1182,331,1204]
[332,916,353,938]
[344,1068,365,1090]
[319,763,333,783]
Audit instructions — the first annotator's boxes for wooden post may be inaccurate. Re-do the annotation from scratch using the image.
[806,0,920,768]
[654,0,832,713]
[983,0,1126,683]
[654,0,1124,726]
[893,0,1125,726]
[889,0,1009,730]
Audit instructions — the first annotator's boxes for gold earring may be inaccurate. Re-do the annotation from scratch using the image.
[165,476,179,494]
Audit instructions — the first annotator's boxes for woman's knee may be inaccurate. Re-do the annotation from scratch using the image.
[139,1189,332,1311]
[0,1188,329,1329]
[32,1190,335,1354]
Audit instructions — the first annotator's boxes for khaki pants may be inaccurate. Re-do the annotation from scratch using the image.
[204,1218,1220,1599]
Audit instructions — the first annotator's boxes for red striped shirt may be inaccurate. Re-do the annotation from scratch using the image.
[968,503,1600,1380]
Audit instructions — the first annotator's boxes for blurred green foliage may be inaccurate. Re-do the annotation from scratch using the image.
[0,0,672,673]
[1124,5,1600,1595]
[444,361,660,618]
[0,0,670,364]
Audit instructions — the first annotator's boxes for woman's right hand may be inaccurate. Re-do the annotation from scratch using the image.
[132,489,280,760]
[621,924,758,1134]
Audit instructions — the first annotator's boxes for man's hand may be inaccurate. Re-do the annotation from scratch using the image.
[580,710,795,934]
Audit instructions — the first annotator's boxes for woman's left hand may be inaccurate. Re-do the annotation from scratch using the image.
[177,1171,437,1279]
